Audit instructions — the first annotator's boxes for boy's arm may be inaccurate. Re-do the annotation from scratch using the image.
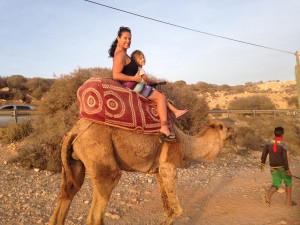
[261,144,268,164]
[281,142,290,172]
[260,144,268,171]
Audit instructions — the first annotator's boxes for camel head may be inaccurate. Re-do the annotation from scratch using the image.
[208,120,235,141]
[184,120,235,162]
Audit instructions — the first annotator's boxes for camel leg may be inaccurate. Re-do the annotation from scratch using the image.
[155,173,173,216]
[158,163,183,225]
[49,160,85,225]
[86,166,122,225]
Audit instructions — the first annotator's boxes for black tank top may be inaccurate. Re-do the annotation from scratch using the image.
[122,57,138,76]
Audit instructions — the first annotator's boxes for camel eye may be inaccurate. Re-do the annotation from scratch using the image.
[218,124,223,130]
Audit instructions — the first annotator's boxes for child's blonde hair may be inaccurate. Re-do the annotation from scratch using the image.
[131,50,146,63]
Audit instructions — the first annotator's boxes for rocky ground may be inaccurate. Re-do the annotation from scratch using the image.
[0,144,299,225]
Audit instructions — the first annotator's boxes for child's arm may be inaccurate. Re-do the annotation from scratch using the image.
[142,74,158,84]
[138,68,158,84]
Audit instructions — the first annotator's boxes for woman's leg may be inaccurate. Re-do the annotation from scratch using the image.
[148,90,174,137]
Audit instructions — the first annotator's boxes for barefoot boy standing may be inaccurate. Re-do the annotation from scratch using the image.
[261,127,297,207]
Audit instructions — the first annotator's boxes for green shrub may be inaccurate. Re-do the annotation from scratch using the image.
[228,95,276,110]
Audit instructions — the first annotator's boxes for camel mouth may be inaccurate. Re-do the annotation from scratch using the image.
[223,127,236,141]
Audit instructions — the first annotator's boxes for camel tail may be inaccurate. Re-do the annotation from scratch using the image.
[60,132,81,198]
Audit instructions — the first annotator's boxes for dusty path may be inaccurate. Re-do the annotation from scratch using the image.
[0,144,299,225]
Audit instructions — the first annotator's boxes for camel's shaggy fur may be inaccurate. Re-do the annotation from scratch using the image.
[49,118,235,225]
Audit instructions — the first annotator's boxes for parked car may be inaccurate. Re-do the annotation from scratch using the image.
[0,104,35,111]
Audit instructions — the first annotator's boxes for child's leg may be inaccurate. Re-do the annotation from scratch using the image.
[266,186,277,203]
[264,169,281,206]
[166,101,188,118]
[282,169,296,206]
[286,186,292,206]
[285,185,297,206]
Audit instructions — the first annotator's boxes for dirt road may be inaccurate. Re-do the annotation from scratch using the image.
[0,144,299,225]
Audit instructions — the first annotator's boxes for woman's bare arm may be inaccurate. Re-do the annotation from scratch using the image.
[112,53,141,82]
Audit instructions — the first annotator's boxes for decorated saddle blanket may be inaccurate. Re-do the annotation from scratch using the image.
[77,77,162,134]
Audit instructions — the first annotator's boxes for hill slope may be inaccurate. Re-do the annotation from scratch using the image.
[197,80,297,109]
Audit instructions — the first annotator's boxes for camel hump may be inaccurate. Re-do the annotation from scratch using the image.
[76,77,164,134]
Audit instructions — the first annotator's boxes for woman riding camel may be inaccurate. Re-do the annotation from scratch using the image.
[108,26,187,142]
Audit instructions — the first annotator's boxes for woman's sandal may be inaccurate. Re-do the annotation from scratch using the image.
[261,195,270,207]
[160,132,176,143]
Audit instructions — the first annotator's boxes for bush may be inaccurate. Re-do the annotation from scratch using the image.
[285,96,299,108]
[228,95,276,110]
[6,75,27,90]
[236,126,264,151]
[25,78,54,99]
[162,82,210,135]
[14,67,112,171]
[0,120,33,143]
[191,81,218,93]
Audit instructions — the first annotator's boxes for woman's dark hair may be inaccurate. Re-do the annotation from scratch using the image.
[108,26,131,58]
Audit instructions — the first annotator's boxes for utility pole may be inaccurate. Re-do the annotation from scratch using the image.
[295,51,300,114]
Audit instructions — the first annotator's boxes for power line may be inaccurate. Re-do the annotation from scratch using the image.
[83,0,295,55]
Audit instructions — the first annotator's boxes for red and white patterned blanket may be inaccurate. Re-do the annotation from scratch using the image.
[77,77,162,134]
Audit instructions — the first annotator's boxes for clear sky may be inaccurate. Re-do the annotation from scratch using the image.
[1,0,300,85]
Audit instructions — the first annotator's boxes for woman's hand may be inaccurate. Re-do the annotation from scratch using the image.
[133,71,142,82]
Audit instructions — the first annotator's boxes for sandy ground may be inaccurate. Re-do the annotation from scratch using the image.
[0,144,299,225]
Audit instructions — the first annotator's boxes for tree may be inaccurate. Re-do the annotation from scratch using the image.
[6,75,27,90]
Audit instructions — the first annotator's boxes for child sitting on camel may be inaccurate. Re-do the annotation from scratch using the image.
[131,50,188,119]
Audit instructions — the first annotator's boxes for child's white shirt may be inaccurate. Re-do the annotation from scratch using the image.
[139,67,146,83]
[139,68,146,76]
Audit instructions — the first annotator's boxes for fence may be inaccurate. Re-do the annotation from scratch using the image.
[208,109,300,118]
[0,109,37,124]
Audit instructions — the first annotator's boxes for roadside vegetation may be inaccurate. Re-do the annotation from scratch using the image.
[0,69,299,171]
[0,75,53,103]
[228,95,276,110]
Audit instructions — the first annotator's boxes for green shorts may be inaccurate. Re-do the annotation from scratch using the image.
[271,168,292,189]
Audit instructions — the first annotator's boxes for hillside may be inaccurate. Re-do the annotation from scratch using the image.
[197,80,297,109]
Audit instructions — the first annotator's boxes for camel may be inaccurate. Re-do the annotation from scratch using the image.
[49,118,235,225]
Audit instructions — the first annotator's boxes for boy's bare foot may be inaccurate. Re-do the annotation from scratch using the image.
[261,195,270,207]
[287,201,297,206]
